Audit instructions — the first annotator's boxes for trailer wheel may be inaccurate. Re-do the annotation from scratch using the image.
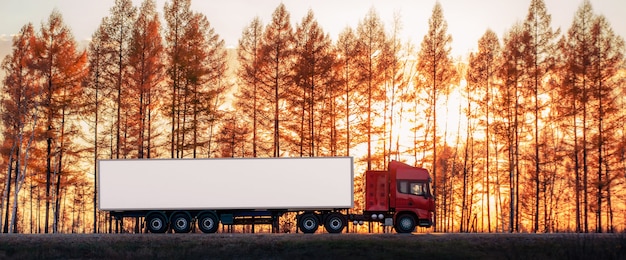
[298,213,319,233]
[198,212,219,233]
[395,214,416,234]
[324,213,346,233]
[146,213,168,233]
[171,213,192,233]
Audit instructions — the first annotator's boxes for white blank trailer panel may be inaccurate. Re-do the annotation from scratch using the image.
[98,157,353,211]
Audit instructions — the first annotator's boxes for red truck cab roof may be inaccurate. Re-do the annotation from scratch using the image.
[389,160,430,181]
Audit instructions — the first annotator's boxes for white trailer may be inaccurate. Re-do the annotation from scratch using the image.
[98,157,354,233]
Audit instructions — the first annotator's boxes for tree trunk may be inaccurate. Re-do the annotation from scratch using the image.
[2,155,14,233]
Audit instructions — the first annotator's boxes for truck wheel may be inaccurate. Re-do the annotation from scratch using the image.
[298,213,319,233]
[171,213,192,233]
[324,213,346,233]
[146,213,168,233]
[198,213,219,233]
[395,214,416,234]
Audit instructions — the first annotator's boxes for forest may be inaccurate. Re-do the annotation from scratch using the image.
[0,0,624,234]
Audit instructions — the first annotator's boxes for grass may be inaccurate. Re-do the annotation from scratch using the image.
[1,233,625,259]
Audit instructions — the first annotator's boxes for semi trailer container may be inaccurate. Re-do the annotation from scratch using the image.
[98,157,434,233]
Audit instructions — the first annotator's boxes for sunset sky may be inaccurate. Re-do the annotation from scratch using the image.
[1,0,625,58]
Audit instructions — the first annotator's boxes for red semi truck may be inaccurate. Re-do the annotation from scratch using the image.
[360,160,435,233]
[98,157,434,233]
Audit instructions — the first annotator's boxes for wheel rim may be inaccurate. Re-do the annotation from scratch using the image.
[328,217,342,230]
[303,218,316,230]
[175,218,188,230]
[299,214,319,233]
[197,213,219,233]
[399,216,414,232]
[201,217,215,230]
[150,218,163,230]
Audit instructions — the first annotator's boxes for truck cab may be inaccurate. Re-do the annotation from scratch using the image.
[364,161,434,233]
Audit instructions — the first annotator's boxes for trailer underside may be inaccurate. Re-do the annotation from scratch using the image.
[108,208,430,234]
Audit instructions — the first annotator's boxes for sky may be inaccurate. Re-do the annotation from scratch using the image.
[1,0,625,59]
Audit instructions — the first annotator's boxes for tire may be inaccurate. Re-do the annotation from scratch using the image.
[394,214,416,234]
[197,212,219,233]
[146,213,168,233]
[298,213,319,234]
[324,213,346,234]
[171,213,192,233]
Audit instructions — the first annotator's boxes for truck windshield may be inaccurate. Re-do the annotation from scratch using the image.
[398,181,427,196]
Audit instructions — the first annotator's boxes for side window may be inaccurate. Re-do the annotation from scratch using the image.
[398,181,426,196]
[410,182,425,196]
[398,181,408,194]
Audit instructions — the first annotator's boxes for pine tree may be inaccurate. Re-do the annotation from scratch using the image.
[355,7,387,170]
[165,2,230,159]
[1,23,40,233]
[235,17,267,157]
[467,29,500,232]
[558,0,594,233]
[335,27,361,157]
[31,10,87,233]
[415,2,455,231]
[557,0,624,232]
[522,0,560,232]
[127,0,164,159]
[384,12,405,167]
[588,13,624,233]
[103,0,136,159]
[201,14,230,158]
[164,0,192,158]
[291,9,334,156]
[181,12,213,158]
[258,3,294,157]
[85,19,109,233]
[496,23,526,232]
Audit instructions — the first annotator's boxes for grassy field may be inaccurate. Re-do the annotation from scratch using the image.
[1,233,625,259]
